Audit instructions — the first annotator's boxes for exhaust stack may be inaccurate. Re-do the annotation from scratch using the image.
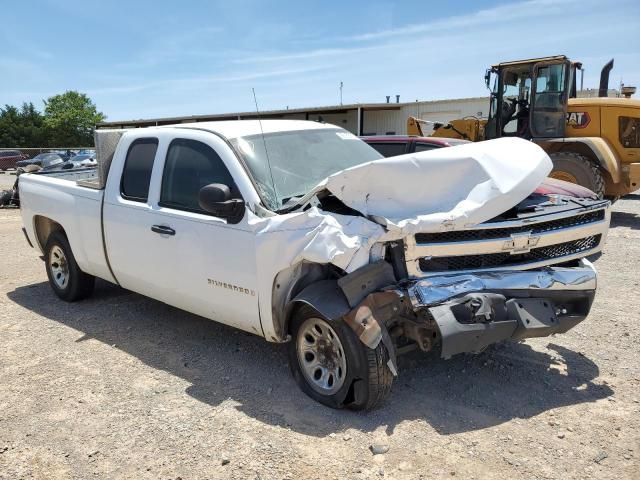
[599,59,614,97]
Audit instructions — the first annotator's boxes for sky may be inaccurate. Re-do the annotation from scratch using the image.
[1,0,639,121]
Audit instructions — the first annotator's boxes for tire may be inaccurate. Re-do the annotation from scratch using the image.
[549,152,605,198]
[287,305,393,410]
[44,230,95,302]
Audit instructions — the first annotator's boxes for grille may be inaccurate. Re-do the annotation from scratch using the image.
[419,235,601,272]
[414,210,605,244]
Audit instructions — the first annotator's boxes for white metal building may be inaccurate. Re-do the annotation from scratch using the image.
[98,96,490,136]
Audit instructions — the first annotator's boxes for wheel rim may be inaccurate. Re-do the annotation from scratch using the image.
[296,317,347,395]
[549,170,578,184]
[49,245,69,289]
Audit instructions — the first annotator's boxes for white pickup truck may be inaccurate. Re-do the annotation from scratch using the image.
[19,120,610,410]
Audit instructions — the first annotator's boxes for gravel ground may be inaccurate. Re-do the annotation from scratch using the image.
[1,194,639,479]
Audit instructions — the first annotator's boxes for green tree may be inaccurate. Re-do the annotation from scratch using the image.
[0,102,47,147]
[0,105,21,146]
[43,91,105,146]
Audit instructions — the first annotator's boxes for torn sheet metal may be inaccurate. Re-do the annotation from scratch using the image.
[343,291,402,375]
[321,137,552,236]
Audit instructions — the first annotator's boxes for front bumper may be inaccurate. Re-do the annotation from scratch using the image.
[407,259,597,358]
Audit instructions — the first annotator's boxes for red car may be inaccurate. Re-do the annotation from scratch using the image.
[361,135,469,157]
[0,150,29,171]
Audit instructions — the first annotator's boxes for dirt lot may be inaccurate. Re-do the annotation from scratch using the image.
[1,191,639,479]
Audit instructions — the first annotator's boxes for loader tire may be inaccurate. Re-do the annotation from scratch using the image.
[288,305,393,410]
[549,152,605,198]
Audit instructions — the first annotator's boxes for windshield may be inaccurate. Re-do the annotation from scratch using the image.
[231,128,382,210]
[42,156,63,168]
[71,154,93,161]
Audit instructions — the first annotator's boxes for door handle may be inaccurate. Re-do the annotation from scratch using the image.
[151,225,176,236]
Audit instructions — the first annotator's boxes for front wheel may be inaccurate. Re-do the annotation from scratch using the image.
[287,305,393,410]
[45,231,95,302]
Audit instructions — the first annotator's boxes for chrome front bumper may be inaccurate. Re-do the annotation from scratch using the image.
[406,259,598,358]
[407,258,597,307]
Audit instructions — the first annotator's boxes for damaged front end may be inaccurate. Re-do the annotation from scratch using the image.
[297,193,610,372]
[407,260,597,359]
[266,137,611,378]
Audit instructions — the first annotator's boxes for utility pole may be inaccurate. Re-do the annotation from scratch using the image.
[339,81,343,105]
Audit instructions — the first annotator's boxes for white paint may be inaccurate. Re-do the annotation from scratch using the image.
[20,122,551,342]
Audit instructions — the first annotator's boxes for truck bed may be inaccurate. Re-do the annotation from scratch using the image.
[29,167,102,189]
[19,168,115,283]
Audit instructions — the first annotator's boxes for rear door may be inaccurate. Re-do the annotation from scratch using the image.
[530,60,571,138]
[103,135,162,296]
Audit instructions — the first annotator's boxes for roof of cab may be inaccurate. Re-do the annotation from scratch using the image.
[158,119,339,139]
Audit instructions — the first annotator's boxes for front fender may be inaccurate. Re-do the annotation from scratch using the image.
[285,280,351,334]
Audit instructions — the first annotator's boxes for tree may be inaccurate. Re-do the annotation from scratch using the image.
[0,102,47,147]
[43,91,105,146]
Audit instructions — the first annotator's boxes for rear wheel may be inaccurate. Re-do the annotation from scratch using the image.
[287,305,393,410]
[549,152,605,198]
[45,231,95,302]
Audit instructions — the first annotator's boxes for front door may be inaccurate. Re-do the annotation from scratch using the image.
[530,61,571,138]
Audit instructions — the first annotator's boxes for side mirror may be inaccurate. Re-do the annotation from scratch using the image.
[484,69,491,89]
[198,183,245,224]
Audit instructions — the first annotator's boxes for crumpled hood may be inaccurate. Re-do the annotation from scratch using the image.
[317,137,552,235]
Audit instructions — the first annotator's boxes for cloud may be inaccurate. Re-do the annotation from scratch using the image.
[10,0,636,120]
[346,0,587,42]
[86,64,333,96]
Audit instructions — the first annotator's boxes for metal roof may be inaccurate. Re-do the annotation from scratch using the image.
[491,55,568,69]
[97,96,488,128]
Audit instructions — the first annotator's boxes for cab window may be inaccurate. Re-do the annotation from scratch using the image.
[160,138,240,214]
[120,138,158,202]
[619,116,640,148]
[368,142,407,157]
[414,143,439,153]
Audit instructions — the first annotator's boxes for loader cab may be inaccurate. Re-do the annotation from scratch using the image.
[485,56,572,141]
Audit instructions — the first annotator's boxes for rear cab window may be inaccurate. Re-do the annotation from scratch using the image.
[120,138,158,202]
[159,138,240,214]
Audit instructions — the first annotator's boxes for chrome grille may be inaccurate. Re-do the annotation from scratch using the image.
[419,235,601,272]
[404,203,610,277]
[415,210,605,243]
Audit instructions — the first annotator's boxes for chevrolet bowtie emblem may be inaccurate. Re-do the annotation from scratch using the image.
[503,231,540,254]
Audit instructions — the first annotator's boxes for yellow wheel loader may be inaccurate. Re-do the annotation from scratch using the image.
[409,56,640,198]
